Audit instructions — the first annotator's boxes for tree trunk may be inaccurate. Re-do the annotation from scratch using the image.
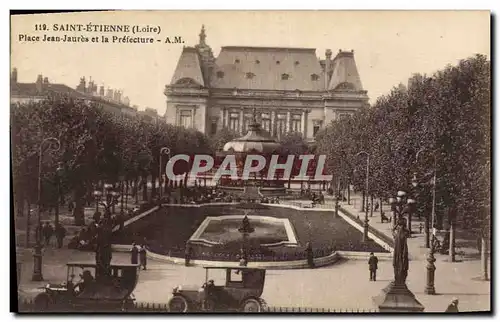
[424,214,430,248]
[151,173,157,199]
[25,200,31,247]
[142,175,148,202]
[379,198,383,216]
[361,190,365,212]
[73,186,86,226]
[449,219,456,262]
[347,184,351,205]
[370,195,374,217]
[481,235,489,280]
[134,178,139,204]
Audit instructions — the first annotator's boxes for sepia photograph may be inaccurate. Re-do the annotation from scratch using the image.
[10,10,491,314]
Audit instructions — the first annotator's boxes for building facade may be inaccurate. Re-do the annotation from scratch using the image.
[10,68,137,117]
[164,26,369,141]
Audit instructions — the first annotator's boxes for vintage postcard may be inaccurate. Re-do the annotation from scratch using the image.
[11,10,491,313]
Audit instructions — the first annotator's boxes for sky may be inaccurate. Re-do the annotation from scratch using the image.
[11,11,490,114]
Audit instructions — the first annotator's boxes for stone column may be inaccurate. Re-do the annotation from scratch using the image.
[224,108,228,128]
[271,111,276,137]
[301,110,306,138]
[239,108,244,134]
[286,110,291,133]
[191,107,196,128]
[220,108,225,129]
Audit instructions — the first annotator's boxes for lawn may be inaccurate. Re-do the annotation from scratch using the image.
[112,203,388,261]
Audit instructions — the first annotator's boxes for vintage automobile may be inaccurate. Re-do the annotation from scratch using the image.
[168,266,268,312]
[32,262,140,312]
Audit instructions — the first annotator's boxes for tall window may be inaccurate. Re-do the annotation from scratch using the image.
[313,120,323,136]
[210,119,218,135]
[261,113,271,133]
[244,113,253,131]
[180,110,192,128]
[229,112,239,132]
[276,113,287,138]
[291,114,301,133]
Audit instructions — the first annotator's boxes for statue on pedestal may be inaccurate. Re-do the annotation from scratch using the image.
[393,217,409,285]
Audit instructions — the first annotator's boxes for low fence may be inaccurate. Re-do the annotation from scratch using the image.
[16,298,377,313]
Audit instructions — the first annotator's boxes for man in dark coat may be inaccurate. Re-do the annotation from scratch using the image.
[139,244,147,270]
[130,243,139,264]
[55,224,66,248]
[43,222,54,246]
[368,252,379,281]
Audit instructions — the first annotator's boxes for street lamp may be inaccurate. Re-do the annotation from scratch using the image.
[389,191,415,226]
[32,137,61,282]
[54,163,64,228]
[93,190,103,213]
[356,151,370,242]
[159,147,171,201]
[415,148,438,295]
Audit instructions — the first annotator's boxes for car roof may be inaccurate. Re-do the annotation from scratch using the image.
[66,262,140,268]
[203,266,265,271]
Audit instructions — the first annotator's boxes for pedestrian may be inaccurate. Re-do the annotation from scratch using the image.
[43,222,54,247]
[55,224,66,248]
[139,243,147,270]
[445,298,459,312]
[185,244,192,267]
[374,201,379,211]
[419,223,423,234]
[306,242,315,268]
[368,252,379,281]
[130,242,139,265]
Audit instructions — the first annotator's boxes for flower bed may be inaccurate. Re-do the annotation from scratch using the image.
[112,203,389,262]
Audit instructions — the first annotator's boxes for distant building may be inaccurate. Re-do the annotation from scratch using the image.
[10,68,87,104]
[10,68,138,117]
[138,107,161,123]
[164,25,369,141]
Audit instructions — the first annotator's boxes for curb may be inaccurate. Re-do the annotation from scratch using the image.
[111,244,341,269]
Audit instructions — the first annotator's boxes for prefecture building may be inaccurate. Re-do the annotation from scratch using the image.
[164,26,369,141]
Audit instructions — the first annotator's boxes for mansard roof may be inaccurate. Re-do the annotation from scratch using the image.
[170,47,205,87]
[328,50,364,92]
[209,46,326,91]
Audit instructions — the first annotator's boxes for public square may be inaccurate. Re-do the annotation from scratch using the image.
[16,194,491,312]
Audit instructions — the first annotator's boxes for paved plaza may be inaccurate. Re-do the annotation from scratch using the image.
[17,239,490,312]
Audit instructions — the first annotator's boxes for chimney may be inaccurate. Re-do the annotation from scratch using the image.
[76,77,86,92]
[11,68,18,83]
[36,74,43,92]
[325,49,332,90]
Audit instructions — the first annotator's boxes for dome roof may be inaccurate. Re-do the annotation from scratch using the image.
[223,113,281,154]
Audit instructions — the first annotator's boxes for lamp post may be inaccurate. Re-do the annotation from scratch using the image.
[32,137,61,282]
[159,147,171,201]
[54,163,64,228]
[93,190,103,213]
[389,190,416,224]
[356,151,370,242]
[415,148,438,295]
[95,183,120,279]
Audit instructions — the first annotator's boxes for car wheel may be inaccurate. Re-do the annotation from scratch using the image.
[241,298,262,312]
[168,295,189,312]
[33,293,51,312]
